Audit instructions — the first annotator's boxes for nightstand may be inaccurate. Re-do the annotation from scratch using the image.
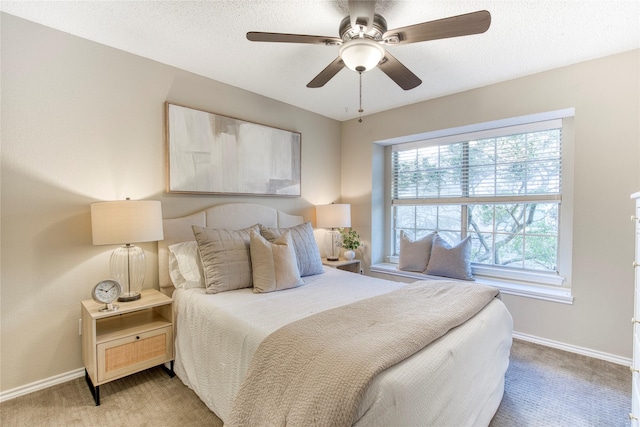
[81,288,174,405]
[322,258,362,274]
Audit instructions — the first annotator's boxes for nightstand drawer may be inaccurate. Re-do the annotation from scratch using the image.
[335,262,360,273]
[97,325,173,383]
[322,258,361,274]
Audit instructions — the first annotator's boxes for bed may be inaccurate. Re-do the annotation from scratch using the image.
[158,203,513,426]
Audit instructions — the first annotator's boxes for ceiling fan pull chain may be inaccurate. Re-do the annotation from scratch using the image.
[358,71,363,123]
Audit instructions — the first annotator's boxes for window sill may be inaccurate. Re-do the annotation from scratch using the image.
[370,263,573,305]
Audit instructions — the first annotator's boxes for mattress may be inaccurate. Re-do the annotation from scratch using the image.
[173,267,513,426]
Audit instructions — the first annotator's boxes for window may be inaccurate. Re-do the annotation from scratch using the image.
[389,117,570,288]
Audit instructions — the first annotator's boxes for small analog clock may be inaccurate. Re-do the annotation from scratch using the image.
[92,279,122,311]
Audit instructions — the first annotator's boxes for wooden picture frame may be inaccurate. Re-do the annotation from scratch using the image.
[165,103,301,196]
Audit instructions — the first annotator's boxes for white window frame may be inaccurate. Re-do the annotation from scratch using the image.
[373,109,575,304]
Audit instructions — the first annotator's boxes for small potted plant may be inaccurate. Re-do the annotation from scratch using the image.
[339,228,361,260]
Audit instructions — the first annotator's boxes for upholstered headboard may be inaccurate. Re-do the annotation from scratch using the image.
[158,203,304,295]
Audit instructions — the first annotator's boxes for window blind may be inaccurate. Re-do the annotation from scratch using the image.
[391,119,562,205]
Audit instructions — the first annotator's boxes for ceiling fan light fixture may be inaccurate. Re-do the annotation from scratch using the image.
[339,38,385,72]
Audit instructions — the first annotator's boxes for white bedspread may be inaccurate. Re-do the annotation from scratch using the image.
[173,267,513,426]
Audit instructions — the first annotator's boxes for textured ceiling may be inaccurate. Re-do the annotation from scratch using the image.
[2,0,639,121]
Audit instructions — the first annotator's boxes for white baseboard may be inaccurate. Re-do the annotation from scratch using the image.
[513,331,632,366]
[0,335,631,402]
[0,368,85,403]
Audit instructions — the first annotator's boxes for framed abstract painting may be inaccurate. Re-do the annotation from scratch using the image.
[166,103,301,196]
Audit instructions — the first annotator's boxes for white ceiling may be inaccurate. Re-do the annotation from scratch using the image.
[2,0,639,121]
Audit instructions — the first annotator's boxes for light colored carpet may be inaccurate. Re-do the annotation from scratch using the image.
[490,339,630,427]
[0,339,631,426]
[0,367,221,427]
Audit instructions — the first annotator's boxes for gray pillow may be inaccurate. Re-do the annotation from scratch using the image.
[425,234,474,281]
[398,230,436,272]
[250,230,304,293]
[260,222,323,277]
[192,224,259,294]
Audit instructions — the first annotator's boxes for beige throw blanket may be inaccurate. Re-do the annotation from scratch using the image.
[226,280,499,427]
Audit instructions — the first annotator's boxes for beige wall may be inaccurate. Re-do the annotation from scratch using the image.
[342,49,640,359]
[1,11,639,395]
[0,14,341,392]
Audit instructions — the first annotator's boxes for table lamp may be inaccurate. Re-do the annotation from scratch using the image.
[91,198,164,301]
[316,203,351,261]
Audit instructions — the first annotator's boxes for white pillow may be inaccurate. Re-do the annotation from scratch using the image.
[168,241,205,289]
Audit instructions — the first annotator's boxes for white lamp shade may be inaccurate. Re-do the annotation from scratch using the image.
[316,204,351,229]
[339,38,385,72]
[91,200,164,245]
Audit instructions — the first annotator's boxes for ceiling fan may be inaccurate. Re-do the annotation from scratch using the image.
[246,0,491,91]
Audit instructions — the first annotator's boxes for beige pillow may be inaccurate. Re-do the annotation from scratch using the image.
[192,224,259,294]
[250,230,303,293]
[398,231,436,272]
[260,222,323,277]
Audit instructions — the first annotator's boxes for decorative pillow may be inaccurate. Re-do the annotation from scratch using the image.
[425,235,474,280]
[192,224,259,294]
[168,241,204,289]
[398,231,436,272]
[259,222,323,277]
[250,230,304,293]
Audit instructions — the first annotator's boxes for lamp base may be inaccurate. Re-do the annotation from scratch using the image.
[111,244,146,303]
[324,229,342,261]
[118,292,141,302]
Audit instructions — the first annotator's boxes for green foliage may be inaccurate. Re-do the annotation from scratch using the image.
[339,228,361,250]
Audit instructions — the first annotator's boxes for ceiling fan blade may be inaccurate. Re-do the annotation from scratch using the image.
[247,32,342,45]
[348,0,376,31]
[383,10,491,45]
[377,51,422,90]
[307,57,346,88]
